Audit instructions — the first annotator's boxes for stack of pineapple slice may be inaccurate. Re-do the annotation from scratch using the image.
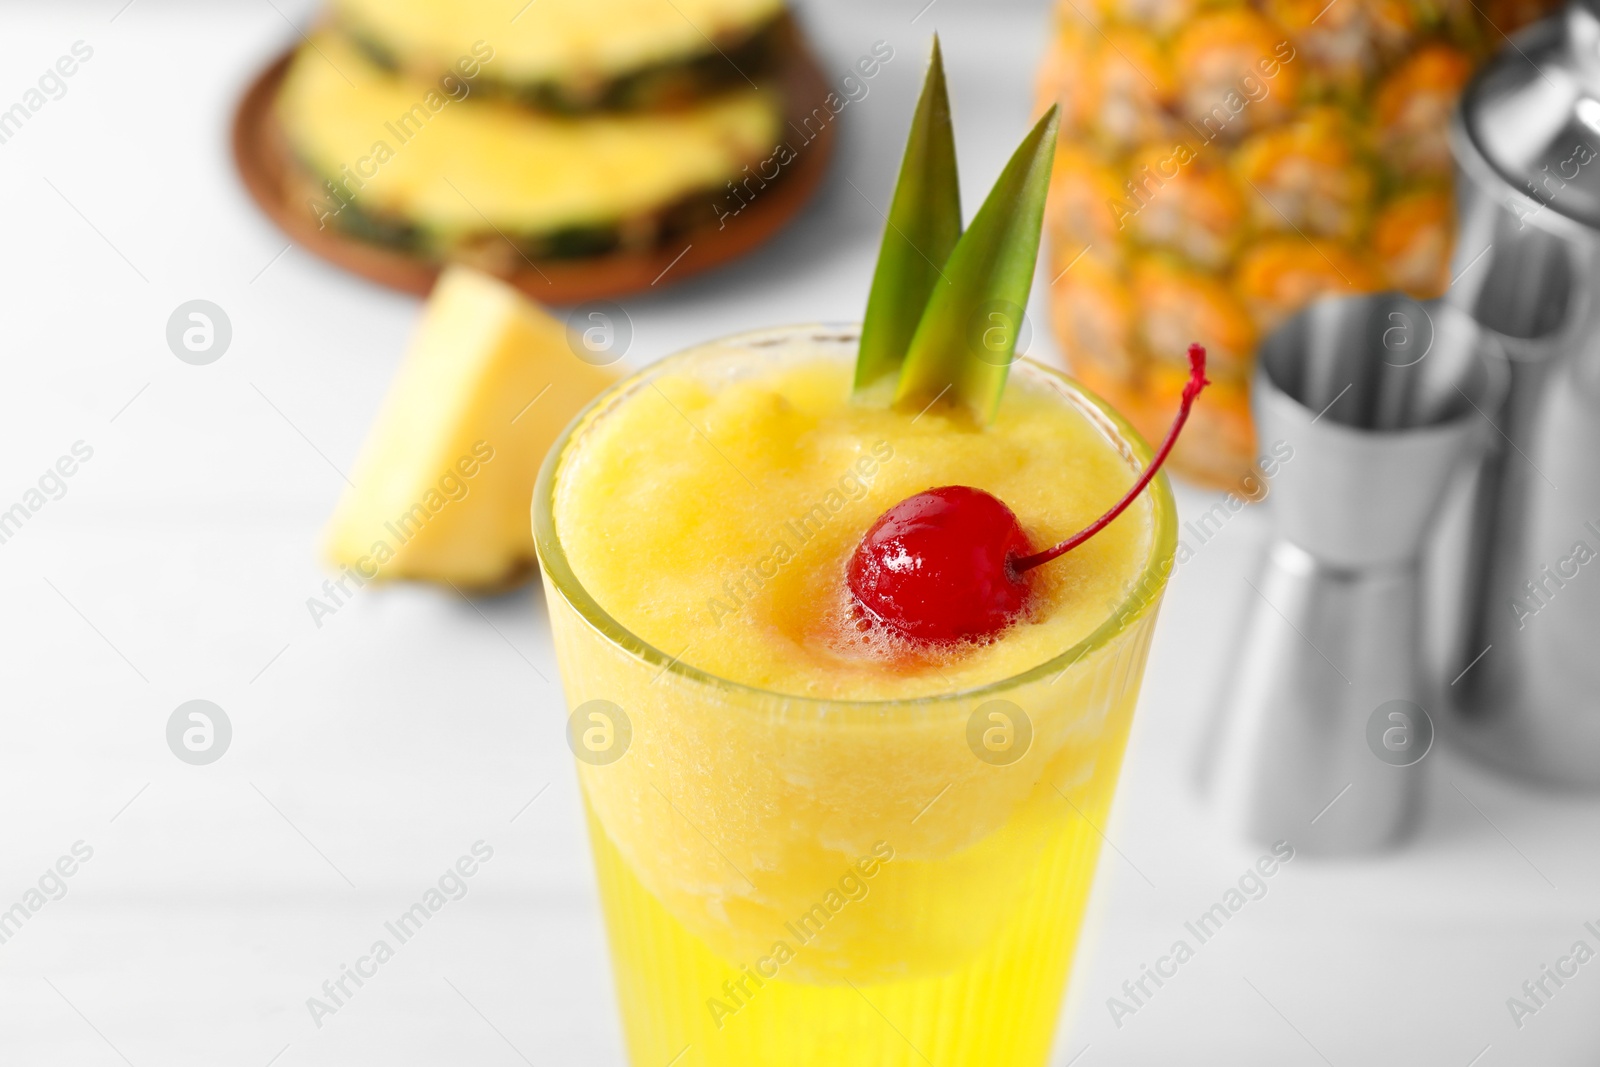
[274,0,795,270]
[1035,0,1555,487]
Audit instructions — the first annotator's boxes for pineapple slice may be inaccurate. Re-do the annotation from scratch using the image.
[330,0,785,107]
[324,267,621,588]
[278,31,784,260]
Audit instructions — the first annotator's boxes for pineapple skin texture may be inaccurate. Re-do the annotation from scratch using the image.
[1036,0,1557,488]
[324,267,620,588]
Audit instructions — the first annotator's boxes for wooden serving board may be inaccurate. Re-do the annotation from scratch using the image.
[231,45,836,303]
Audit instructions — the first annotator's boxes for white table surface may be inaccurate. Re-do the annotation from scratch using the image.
[3,2,1599,1064]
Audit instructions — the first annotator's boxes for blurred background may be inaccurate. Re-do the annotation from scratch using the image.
[1,0,1598,1063]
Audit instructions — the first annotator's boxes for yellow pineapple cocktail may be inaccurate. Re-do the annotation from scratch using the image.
[534,324,1176,1067]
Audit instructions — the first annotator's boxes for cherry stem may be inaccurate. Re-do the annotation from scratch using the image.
[1013,344,1209,573]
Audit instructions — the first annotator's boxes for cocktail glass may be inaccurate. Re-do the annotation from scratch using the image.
[534,324,1176,1067]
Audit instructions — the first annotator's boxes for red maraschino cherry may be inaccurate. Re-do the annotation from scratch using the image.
[847,484,1036,642]
[847,345,1210,645]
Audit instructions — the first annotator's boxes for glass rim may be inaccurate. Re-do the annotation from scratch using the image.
[533,322,1179,712]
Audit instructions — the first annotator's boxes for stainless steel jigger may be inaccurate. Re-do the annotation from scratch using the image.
[1199,293,1506,854]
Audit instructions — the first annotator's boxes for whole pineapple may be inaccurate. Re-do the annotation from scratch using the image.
[1036,0,1554,488]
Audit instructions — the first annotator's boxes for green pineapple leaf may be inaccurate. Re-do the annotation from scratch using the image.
[854,36,962,394]
[894,105,1059,424]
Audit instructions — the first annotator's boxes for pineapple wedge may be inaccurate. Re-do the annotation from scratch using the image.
[324,267,621,588]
